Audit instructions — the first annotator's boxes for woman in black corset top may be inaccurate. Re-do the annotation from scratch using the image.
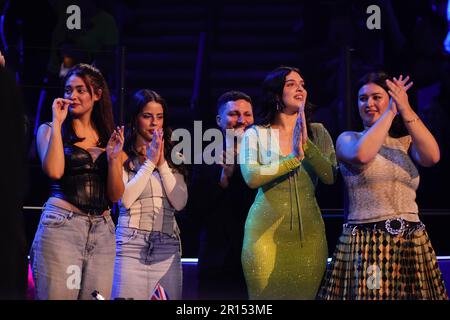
[31,64,125,300]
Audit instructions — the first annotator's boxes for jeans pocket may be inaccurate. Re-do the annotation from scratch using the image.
[40,210,69,228]
[116,227,138,245]
[163,234,182,254]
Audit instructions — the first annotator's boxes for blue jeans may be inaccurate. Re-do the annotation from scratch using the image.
[111,227,182,300]
[30,203,116,300]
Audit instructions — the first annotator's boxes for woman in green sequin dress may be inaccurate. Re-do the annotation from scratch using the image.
[239,67,337,299]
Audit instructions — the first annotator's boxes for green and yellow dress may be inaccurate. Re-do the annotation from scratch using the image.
[239,123,337,299]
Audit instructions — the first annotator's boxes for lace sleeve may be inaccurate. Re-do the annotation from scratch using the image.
[239,126,302,189]
[303,123,337,184]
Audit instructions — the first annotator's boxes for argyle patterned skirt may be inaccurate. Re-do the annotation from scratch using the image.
[317,222,448,300]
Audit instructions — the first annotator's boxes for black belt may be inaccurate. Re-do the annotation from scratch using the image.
[344,217,425,236]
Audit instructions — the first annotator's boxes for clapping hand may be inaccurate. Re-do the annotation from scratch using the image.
[145,128,163,165]
[107,126,124,161]
[292,102,307,160]
[386,75,414,115]
[157,130,166,167]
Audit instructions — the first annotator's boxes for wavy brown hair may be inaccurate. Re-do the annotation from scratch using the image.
[61,63,114,147]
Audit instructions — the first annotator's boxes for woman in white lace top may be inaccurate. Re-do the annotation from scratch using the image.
[318,71,448,300]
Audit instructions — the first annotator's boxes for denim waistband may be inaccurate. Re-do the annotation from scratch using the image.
[43,202,110,220]
[116,226,178,238]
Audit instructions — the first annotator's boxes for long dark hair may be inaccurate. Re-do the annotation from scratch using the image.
[258,66,314,139]
[123,89,188,179]
[61,63,114,147]
[356,71,408,138]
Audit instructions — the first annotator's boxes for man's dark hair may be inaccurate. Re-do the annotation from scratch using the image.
[217,91,252,114]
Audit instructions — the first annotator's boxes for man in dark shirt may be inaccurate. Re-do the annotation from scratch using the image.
[191,91,256,299]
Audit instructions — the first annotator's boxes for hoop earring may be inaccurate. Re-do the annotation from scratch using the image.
[276,102,281,111]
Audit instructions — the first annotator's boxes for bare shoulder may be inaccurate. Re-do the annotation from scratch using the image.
[37,121,52,131]
[36,123,54,159]
[36,122,53,142]
[336,131,361,146]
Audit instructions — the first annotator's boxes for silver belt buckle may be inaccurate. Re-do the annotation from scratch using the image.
[343,223,358,236]
[385,218,405,236]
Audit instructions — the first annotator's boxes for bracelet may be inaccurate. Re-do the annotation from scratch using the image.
[404,116,420,124]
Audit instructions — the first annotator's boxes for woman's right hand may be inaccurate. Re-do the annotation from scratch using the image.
[52,98,73,125]
[145,128,163,165]
[385,75,414,117]
[292,108,306,160]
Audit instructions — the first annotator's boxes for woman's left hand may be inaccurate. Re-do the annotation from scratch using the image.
[107,126,124,161]
[393,75,413,92]
[292,106,307,160]
[386,79,413,115]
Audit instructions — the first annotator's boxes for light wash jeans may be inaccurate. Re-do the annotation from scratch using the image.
[111,226,182,300]
[30,203,116,300]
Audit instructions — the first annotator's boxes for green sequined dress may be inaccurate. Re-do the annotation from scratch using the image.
[239,123,337,299]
